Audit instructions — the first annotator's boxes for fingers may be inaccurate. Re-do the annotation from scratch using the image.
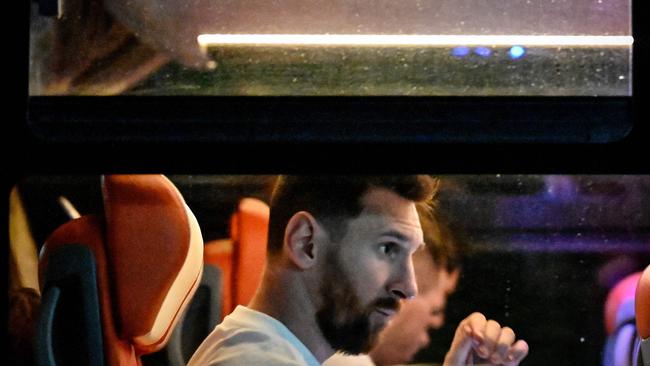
[477,320,502,360]
[445,312,529,366]
[444,313,485,365]
[477,325,514,364]
[492,326,515,363]
[475,321,527,365]
[464,312,488,342]
[504,340,529,366]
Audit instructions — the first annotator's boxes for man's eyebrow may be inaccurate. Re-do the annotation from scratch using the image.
[381,229,425,249]
[379,229,410,242]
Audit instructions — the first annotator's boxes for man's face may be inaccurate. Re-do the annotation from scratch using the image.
[316,187,424,354]
[413,249,460,329]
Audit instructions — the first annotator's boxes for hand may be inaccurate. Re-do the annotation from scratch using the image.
[443,312,528,366]
[369,290,445,365]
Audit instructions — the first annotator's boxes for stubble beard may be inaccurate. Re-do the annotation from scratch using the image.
[315,249,398,355]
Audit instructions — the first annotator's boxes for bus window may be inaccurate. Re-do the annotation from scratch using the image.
[416,175,650,366]
[29,0,631,96]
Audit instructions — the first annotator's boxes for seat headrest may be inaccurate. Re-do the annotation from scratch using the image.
[605,272,642,335]
[230,198,269,307]
[230,198,270,243]
[637,265,650,339]
[101,175,204,353]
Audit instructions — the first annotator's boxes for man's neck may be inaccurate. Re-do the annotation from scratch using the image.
[248,265,335,363]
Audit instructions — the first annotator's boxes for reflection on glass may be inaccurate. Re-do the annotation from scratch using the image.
[29,0,632,96]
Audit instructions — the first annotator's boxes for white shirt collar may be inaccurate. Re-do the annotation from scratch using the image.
[231,306,321,366]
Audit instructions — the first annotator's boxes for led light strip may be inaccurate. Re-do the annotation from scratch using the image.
[198,34,633,48]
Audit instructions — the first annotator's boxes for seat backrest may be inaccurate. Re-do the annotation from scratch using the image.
[204,197,269,318]
[602,272,642,366]
[203,239,233,319]
[141,263,222,366]
[636,265,650,365]
[36,174,204,366]
[230,198,269,308]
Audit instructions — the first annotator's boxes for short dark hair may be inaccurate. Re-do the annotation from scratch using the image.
[267,175,438,255]
[417,203,465,273]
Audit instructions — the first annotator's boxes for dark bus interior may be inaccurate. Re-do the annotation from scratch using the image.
[9,175,650,366]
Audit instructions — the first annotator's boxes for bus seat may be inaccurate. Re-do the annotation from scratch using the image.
[636,265,650,365]
[204,197,269,319]
[203,239,233,319]
[142,264,222,366]
[602,272,642,366]
[36,174,204,366]
[230,198,269,309]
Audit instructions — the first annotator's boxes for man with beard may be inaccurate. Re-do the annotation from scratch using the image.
[188,176,528,366]
[323,204,464,366]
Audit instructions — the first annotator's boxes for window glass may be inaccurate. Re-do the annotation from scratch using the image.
[29,0,632,96]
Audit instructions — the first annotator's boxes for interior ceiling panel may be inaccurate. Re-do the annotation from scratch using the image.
[438,175,650,232]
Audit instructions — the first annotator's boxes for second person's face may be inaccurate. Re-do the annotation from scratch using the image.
[413,248,460,328]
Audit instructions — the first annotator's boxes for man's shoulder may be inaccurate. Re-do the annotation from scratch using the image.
[323,352,375,366]
[189,326,314,366]
[200,344,309,366]
[190,341,310,365]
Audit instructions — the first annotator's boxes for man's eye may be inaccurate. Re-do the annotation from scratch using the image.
[380,243,399,257]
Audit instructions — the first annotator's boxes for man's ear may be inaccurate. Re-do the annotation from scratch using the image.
[283,211,320,269]
[446,268,461,293]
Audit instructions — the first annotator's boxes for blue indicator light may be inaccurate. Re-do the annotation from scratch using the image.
[509,45,526,59]
[474,46,491,57]
[451,46,470,57]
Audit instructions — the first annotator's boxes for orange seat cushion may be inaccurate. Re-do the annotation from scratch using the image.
[102,175,203,354]
[204,239,234,318]
[231,198,269,308]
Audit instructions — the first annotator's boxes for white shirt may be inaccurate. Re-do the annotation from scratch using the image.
[188,305,321,366]
[323,352,376,366]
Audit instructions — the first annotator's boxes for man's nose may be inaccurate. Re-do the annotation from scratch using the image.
[431,313,445,329]
[389,259,418,299]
